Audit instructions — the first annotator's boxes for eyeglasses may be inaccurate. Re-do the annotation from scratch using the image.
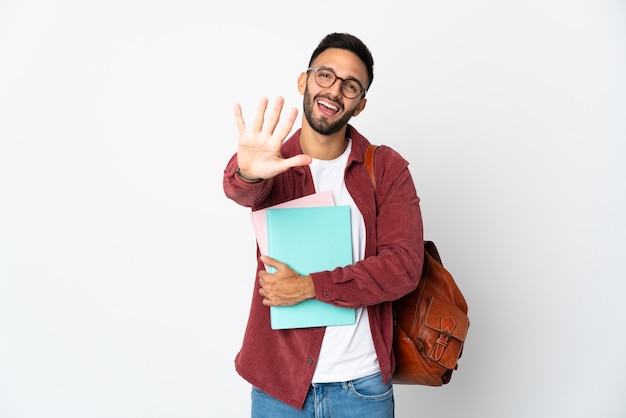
[306,67,367,99]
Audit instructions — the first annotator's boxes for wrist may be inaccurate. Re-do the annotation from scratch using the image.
[235,167,263,183]
[301,275,316,300]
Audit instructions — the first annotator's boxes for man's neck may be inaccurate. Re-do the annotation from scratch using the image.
[299,124,349,160]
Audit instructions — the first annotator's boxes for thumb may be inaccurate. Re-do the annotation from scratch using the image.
[260,255,279,269]
[280,154,313,170]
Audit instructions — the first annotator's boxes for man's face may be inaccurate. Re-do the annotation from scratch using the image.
[300,48,368,135]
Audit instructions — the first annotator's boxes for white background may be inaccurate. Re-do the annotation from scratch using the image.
[1,1,625,417]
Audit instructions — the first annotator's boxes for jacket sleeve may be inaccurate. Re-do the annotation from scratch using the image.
[310,146,424,307]
[223,153,273,208]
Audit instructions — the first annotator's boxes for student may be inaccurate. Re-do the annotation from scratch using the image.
[223,32,424,418]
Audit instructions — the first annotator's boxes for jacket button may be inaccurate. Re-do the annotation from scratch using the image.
[307,359,313,365]
[324,290,329,297]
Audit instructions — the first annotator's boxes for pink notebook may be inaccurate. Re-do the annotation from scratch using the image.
[250,191,335,255]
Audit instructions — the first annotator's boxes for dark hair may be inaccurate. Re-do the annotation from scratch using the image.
[308,33,374,90]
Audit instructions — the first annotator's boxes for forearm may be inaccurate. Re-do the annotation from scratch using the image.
[313,164,424,307]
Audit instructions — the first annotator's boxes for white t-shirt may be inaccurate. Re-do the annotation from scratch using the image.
[309,139,380,383]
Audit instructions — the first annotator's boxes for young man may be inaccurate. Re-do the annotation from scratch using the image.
[223,33,424,417]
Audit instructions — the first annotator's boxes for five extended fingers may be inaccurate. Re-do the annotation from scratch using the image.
[233,96,306,178]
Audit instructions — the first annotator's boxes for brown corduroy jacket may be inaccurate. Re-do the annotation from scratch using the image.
[223,125,424,410]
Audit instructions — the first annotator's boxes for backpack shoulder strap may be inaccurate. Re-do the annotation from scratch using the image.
[365,144,378,188]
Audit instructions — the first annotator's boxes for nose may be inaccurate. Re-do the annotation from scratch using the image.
[326,77,344,97]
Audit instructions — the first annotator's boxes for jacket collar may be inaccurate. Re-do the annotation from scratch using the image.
[282,124,372,175]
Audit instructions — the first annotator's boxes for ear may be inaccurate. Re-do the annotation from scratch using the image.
[297,72,308,95]
[352,98,367,117]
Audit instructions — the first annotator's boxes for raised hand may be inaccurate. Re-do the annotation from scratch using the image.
[234,96,312,181]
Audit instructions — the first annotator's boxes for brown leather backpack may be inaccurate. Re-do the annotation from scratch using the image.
[365,144,470,385]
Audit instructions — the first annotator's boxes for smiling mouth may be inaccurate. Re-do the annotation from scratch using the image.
[317,99,340,116]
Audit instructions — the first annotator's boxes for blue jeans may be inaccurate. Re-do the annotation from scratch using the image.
[251,372,394,418]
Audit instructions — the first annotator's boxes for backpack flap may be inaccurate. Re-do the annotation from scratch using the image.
[420,296,469,369]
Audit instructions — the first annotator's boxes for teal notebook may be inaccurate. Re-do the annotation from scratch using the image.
[265,205,356,330]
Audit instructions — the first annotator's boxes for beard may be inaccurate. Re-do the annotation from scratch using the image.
[302,88,356,136]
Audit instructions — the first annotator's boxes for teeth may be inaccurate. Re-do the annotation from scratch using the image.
[318,100,338,111]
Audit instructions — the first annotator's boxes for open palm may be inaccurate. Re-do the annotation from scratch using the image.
[234,96,312,180]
